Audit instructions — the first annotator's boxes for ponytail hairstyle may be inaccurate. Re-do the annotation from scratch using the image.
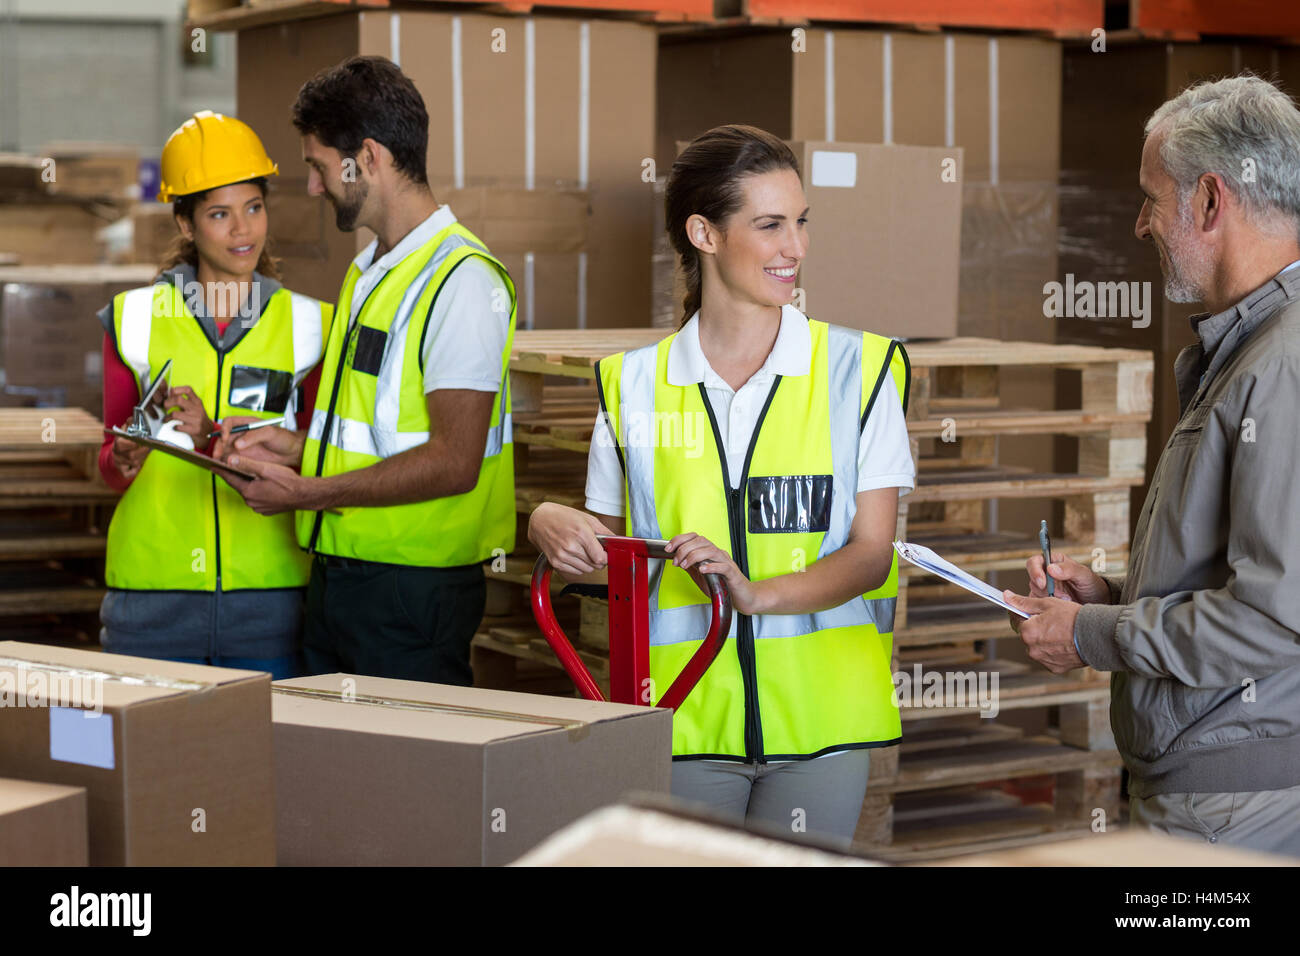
[664,125,801,328]
[159,176,282,280]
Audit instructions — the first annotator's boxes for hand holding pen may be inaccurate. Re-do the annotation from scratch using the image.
[206,416,284,440]
[1025,521,1112,605]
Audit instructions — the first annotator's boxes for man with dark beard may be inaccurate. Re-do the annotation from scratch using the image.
[218,56,517,685]
[1004,75,1300,857]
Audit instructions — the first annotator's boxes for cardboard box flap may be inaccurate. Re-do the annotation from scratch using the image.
[0,641,265,709]
[0,777,85,816]
[0,264,158,288]
[273,674,653,745]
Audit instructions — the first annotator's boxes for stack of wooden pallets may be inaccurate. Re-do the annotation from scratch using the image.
[475,329,1153,860]
[0,408,116,644]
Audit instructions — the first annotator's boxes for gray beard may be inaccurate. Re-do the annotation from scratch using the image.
[1163,272,1205,304]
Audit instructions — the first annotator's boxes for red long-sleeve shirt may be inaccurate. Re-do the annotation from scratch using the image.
[98,316,321,491]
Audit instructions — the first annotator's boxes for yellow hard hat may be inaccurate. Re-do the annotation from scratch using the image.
[157,110,278,202]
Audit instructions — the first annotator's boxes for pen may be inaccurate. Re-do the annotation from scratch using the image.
[206,417,284,440]
[1038,519,1055,597]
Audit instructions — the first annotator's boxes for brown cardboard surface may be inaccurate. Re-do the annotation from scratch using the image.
[42,144,140,202]
[0,264,156,414]
[442,186,588,255]
[513,802,876,866]
[238,9,654,328]
[130,203,179,268]
[272,673,672,865]
[660,29,1060,185]
[927,827,1295,867]
[0,153,54,198]
[658,28,1060,342]
[0,201,115,265]
[0,777,88,866]
[0,642,275,866]
[658,32,792,169]
[794,141,962,339]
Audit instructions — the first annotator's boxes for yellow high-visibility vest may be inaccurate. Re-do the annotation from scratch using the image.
[106,281,332,590]
[597,315,909,759]
[296,221,518,566]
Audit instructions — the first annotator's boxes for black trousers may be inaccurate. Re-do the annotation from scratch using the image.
[303,555,486,684]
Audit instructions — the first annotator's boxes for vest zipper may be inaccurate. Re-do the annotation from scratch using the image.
[726,485,764,765]
[306,271,397,554]
[210,345,225,660]
[697,377,782,765]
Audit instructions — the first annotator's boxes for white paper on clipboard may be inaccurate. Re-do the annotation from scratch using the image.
[894,540,1030,619]
[105,427,257,482]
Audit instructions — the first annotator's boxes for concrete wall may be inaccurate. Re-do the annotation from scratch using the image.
[0,0,235,155]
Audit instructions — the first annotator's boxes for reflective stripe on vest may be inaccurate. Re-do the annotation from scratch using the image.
[106,281,331,592]
[117,285,159,387]
[297,221,518,567]
[597,315,907,759]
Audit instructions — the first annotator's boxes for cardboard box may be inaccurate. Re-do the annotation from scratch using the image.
[230,8,654,328]
[129,203,180,268]
[42,143,141,202]
[0,153,55,199]
[0,201,118,265]
[514,801,878,866]
[272,673,672,865]
[791,141,961,339]
[0,777,89,866]
[924,827,1295,867]
[667,138,961,338]
[657,27,1061,341]
[0,642,275,866]
[262,177,592,331]
[0,265,157,414]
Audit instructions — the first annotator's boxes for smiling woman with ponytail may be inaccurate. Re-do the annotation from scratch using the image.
[526,124,916,847]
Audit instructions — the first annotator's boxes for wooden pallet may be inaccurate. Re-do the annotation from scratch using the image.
[855,706,1123,858]
[0,409,116,630]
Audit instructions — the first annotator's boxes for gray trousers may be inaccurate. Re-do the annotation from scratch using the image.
[1130,782,1300,859]
[670,750,871,849]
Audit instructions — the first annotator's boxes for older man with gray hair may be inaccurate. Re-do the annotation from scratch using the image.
[1004,74,1300,857]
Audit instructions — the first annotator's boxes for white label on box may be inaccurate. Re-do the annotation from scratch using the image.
[810,151,857,188]
[49,707,115,770]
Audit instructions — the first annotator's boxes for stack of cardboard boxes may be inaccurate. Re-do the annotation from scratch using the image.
[208,4,656,331]
[0,642,670,866]
[0,146,138,266]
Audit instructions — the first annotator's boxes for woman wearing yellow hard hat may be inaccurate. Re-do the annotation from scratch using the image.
[96,110,334,678]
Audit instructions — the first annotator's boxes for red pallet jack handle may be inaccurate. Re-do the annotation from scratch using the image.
[531,535,732,710]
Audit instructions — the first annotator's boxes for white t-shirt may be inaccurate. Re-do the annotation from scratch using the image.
[350,204,511,395]
[585,304,915,517]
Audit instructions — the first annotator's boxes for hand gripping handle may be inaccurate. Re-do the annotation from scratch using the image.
[530,535,732,710]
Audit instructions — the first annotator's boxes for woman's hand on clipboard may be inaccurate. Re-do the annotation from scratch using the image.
[110,435,150,482]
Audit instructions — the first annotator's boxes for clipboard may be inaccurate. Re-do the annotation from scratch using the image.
[108,356,257,482]
[106,426,258,482]
[894,540,1030,619]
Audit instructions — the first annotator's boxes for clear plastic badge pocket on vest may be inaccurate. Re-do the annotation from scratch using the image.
[229,365,294,414]
[746,474,832,534]
[348,326,388,377]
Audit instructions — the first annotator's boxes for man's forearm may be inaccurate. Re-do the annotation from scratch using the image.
[304,440,477,510]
